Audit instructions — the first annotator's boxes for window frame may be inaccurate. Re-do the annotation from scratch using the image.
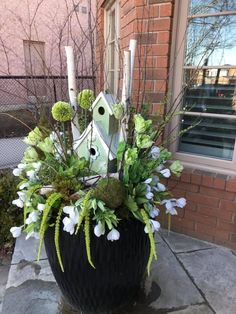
[169,0,236,175]
[104,0,120,97]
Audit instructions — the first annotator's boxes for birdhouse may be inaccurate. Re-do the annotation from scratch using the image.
[74,92,119,174]
[91,92,119,135]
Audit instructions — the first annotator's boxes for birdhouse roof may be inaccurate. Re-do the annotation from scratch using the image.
[90,91,117,115]
[74,121,119,160]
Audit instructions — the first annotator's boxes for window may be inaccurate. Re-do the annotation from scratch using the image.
[104,0,120,97]
[23,40,46,99]
[170,1,236,174]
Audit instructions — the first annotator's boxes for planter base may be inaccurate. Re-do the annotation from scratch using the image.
[44,219,151,313]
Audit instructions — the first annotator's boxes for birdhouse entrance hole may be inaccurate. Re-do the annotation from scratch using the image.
[98,106,105,115]
[89,147,96,156]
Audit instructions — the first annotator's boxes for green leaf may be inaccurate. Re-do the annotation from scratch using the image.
[125,196,138,212]
[117,141,126,161]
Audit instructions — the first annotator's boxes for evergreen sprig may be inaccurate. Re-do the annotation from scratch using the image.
[54,205,64,272]
[84,210,95,268]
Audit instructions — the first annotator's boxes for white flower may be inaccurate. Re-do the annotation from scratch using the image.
[32,162,41,171]
[10,226,23,238]
[26,170,36,180]
[150,146,160,159]
[153,182,166,192]
[94,221,105,237]
[107,228,120,241]
[25,211,39,224]
[62,206,79,235]
[150,207,160,218]
[146,191,154,200]
[144,219,160,233]
[25,232,40,240]
[25,201,31,207]
[62,217,76,235]
[49,131,58,142]
[19,182,29,190]
[161,199,178,215]
[144,178,152,184]
[176,197,186,208]
[17,191,26,202]
[12,198,24,208]
[37,203,45,212]
[160,168,171,178]
[13,168,22,176]
[17,163,26,169]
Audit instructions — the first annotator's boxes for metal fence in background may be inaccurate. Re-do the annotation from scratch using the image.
[0,75,95,168]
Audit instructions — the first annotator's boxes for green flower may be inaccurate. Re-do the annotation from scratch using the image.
[124,148,138,166]
[24,127,43,146]
[23,147,39,163]
[170,160,184,177]
[136,134,153,149]
[113,103,124,120]
[51,101,73,122]
[37,137,54,154]
[77,89,95,109]
[134,114,152,134]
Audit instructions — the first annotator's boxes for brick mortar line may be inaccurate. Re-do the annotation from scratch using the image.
[159,233,217,314]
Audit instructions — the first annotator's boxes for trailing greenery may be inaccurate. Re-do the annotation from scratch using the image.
[84,210,95,268]
[75,190,93,235]
[37,192,62,261]
[54,206,64,272]
[141,209,157,275]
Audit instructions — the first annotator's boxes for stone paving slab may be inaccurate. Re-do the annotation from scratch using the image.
[149,235,203,311]
[160,230,216,254]
[11,235,47,264]
[178,247,236,314]
[0,265,10,313]
[167,304,214,314]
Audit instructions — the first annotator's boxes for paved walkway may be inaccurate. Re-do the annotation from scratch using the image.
[1,230,236,314]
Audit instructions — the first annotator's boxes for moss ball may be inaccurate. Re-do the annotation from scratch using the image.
[51,101,73,122]
[93,177,125,209]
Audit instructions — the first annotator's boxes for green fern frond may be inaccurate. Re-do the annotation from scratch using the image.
[54,206,64,272]
[141,208,157,276]
[84,210,95,269]
[75,190,93,235]
[37,192,62,261]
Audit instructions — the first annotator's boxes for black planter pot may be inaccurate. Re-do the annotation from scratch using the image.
[44,218,150,314]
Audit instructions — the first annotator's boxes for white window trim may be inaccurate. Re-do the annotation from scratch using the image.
[104,0,120,97]
[168,0,236,175]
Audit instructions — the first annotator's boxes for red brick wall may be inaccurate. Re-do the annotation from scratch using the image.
[96,0,236,250]
[163,170,236,250]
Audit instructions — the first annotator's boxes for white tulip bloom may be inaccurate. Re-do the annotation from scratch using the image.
[155,164,164,172]
[146,191,154,200]
[26,170,36,180]
[17,191,26,202]
[144,178,152,184]
[176,198,186,208]
[150,146,160,159]
[13,168,22,176]
[160,169,171,178]
[37,203,45,212]
[150,207,160,218]
[10,226,23,238]
[12,198,24,208]
[94,222,105,237]
[144,219,160,233]
[62,217,76,235]
[153,182,166,192]
[107,228,120,241]
[161,199,178,215]
[17,163,26,169]
[25,211,39,225]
